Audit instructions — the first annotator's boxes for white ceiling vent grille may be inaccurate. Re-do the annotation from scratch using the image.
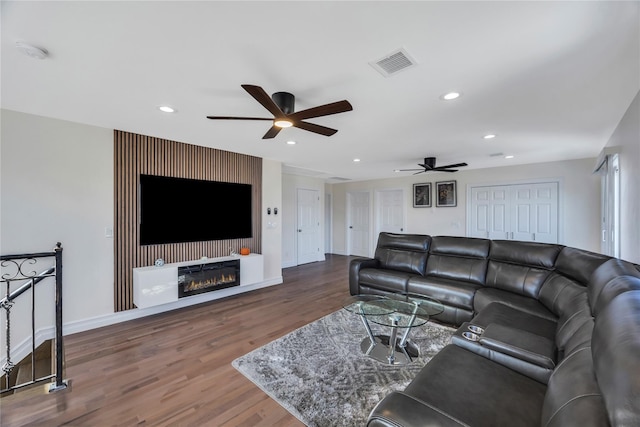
[370,48,417,77]
[328,177,351,182]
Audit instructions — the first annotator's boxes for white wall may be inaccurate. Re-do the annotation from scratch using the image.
[261,159,283,280]
[606,90,640,263]
[330,158,601,255]
[0,109,283,349]
[281,173,326,267]
[1,109,114,359]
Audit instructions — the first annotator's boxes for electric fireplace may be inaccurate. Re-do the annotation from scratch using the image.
[177,260,240,298]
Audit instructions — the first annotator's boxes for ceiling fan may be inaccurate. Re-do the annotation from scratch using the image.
[206,84,353,139]
[398,157,468,174]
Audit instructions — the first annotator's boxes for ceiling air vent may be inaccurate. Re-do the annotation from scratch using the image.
[370,48,417,77]
[328,177,351,182]
[489,152,505,157]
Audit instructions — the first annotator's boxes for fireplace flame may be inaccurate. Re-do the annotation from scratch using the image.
[184,273,236,292]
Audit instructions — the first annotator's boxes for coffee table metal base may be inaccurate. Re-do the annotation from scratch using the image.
[360,335,420,365]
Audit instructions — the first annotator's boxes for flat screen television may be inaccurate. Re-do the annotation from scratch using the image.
[139,174,252,245]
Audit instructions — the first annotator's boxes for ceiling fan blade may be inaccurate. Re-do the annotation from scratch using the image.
[262,126,282,139]
[412,170,426,175]
[293,121,338,136]
[433,162,468,170]
[398,168,424,171]
[241,84,285,118]
[438,169,458,173]
[206,116,273,121]
[417,163,434,170]
[287,100,353,121]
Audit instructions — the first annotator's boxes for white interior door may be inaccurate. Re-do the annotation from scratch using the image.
[511,183,558,243]
[377,189,404,235]
[348,191,371,257]
[469,182,558,243]
[297,188,320,265]
[469,186,510,239]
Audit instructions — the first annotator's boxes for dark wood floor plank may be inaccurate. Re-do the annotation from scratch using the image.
[0,254,354,426]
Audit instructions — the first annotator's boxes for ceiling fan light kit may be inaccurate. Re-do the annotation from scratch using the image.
[206,84,353,139]
[274,119,293,128]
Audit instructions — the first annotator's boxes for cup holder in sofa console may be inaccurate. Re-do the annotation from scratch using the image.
[467,325,485,335]
[462,331,480,341]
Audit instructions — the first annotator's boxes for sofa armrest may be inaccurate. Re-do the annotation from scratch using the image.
[368,391,470,427]
[479,323,556,369]
[349,257,379,295]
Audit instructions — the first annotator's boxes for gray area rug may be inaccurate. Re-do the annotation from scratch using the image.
[232,308,455,426]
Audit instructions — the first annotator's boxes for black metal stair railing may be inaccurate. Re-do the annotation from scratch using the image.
[0,243,67,394]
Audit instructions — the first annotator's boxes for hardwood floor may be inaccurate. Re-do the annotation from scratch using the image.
[0,254,355,426]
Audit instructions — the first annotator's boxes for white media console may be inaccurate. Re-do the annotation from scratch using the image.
[133,253,264,309]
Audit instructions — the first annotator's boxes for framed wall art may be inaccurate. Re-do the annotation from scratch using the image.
[436,180,457,207]
[413,183,432,208]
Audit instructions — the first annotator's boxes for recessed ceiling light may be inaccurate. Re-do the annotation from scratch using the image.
[286,140,296,145]
[353,158,361,162]
[158,105,175,113]
[15,42,48,60]
[484,134,496,139]
[440,92,461,101]
[505,155,515,159]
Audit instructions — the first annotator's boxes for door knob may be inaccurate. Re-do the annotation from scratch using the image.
[349,226,353,229]
[298,229,302,232]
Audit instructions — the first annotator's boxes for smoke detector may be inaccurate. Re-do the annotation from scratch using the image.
[15,42,48,60]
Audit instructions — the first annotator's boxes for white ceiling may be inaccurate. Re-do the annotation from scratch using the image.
[2,1,639,182]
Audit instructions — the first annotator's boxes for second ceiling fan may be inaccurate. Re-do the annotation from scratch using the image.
[206,84,353,139]
[398,157,468,174]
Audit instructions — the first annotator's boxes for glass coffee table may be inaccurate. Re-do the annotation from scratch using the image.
[343,294,444,365]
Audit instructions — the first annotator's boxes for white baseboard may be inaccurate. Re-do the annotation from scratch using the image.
[282,260,296,268]
[330,250,347,256]
[63,277,283,336]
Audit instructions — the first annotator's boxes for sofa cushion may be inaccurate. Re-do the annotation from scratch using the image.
[474,288,557,322]
[359,268,411,294]
[425,254,488,285]
[407,276,481,310]
[403,345,546,426]
[374,233,431,275]
[471,302,557,338]
[541,347,609,427]
[591,289,640,426]
[485,260,552,298]
[489,240,562,269]
[538,272,594,353]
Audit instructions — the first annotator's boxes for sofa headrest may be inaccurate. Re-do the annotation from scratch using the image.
[430,236,490,258]
[375,233,431,276]
[592,289,640,426]
[376,232,431,252]
[555,247,610,285]
[490,240,562,269]
[588,258,640,315]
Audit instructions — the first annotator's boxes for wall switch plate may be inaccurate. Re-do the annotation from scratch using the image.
[105,227,114,238]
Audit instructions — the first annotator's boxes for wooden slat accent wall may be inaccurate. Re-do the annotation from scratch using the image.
[114,130,262,312]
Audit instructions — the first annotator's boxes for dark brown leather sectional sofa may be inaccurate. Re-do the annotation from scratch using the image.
[349,232,640,427]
